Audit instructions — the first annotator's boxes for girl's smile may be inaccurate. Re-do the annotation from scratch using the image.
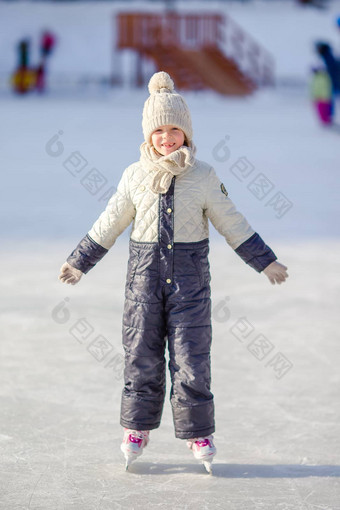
[151,125,185,156]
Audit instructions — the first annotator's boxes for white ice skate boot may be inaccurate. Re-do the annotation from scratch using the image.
[187,435,216,474]
[120,428,150,470]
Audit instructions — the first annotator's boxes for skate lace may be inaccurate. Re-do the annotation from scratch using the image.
[188,434,214,448]
[125,429,150,443]
[127,429,149,439]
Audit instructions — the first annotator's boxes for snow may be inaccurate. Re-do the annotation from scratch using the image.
[1,1,340,509]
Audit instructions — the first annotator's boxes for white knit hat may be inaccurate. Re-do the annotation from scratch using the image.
[142,71,193,145]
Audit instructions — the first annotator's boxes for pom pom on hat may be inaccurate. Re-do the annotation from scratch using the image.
[148,71,174,94]
[142,71,193,145]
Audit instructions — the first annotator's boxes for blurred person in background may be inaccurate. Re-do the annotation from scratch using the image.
[11,38,36,94]
[315,42,340,94]
[315,40,340,125]
[36,30,57,93]
[310,66,334,125]
[11,31,56,95]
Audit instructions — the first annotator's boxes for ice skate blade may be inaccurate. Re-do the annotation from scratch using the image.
[124,457,136,471]
[121,444,140,471]
[203,461,213,474]
[125,459,134,471]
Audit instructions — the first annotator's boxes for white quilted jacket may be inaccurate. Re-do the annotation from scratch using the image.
[88,159,255,250]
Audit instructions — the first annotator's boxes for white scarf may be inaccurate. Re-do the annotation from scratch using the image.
[140,142,196,194]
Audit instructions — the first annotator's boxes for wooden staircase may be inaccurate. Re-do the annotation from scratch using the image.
[115,12,274,96]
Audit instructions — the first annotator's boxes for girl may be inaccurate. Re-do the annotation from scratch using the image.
[59,72,288,473]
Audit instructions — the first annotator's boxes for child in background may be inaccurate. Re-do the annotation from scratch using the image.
[310,66,334,125]
[59,71,288,473]
[36,30,57,93]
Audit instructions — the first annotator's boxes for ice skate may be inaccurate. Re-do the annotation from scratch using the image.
[120,428,150,470]
[187,435,216,474]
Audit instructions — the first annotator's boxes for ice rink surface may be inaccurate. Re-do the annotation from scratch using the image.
[1,80,340,507]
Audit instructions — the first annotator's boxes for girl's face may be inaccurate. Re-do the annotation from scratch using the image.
[151,125,185,156]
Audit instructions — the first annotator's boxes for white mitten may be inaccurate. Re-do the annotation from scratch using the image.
[59,262,83,285]
[263,261,288,285]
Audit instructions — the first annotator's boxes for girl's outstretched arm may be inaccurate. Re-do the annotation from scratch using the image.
[204,167,278,273]
[58,166,135,281]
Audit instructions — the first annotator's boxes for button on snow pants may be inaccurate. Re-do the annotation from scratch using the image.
[120,179,214,439]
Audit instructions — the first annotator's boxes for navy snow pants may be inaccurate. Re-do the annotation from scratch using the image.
[120,181,215,439]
